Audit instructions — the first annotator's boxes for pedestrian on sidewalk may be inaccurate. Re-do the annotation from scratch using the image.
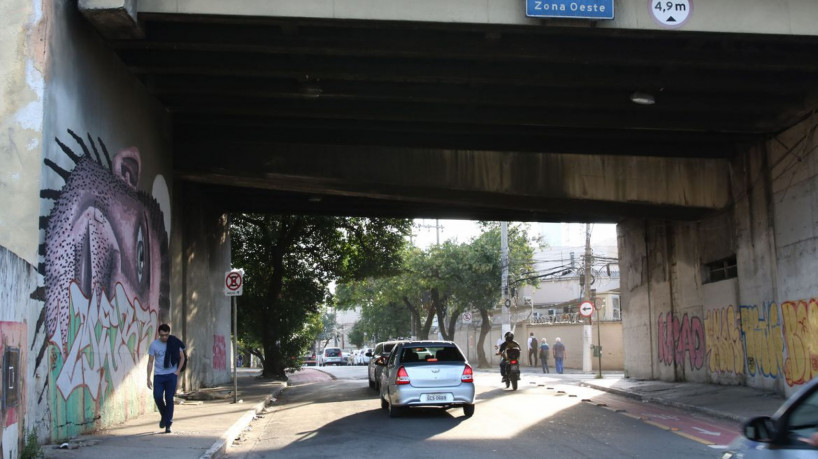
[553,337,566,374]
[147,323,186,434]
[539,337,550,373]
[527,332,538,367]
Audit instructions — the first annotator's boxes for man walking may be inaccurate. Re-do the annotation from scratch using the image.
[539,337,550,373]
[527,332,538,367]
[147,323,186,433]
[553,337,566,374]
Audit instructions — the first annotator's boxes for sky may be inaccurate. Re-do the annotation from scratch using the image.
[410,219,617,250]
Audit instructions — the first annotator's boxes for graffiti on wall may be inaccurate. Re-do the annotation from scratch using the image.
[213,335,226,371]
[39,130,169,437]
[0,322,26,459]
[739,302,784,379]
[781,299,818,387]
[704,305,745,375]
[657,313,705,370]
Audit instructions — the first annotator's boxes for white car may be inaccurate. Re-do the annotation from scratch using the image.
[319,347,344,366]
[359,348,372,365]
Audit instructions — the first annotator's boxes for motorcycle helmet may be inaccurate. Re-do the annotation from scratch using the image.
[505,332,514,342]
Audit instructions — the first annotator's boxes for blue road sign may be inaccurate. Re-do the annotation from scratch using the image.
[525,0,614,20]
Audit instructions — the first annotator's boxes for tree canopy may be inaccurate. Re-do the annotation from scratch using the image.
[230,214,411,379]
[335,222,540,367]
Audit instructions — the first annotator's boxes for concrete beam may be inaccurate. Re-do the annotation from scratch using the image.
[79,0,143,39]
[174,143,730,220]
[138,0,818,37]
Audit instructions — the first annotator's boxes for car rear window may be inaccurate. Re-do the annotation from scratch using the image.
[400,346,464,363]
[325,348,341,357]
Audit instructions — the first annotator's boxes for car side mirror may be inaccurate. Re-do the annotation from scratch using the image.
[366,351,372,357]
[743,416,776,442]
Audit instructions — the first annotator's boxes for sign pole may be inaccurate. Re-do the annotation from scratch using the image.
[233,295,238,403]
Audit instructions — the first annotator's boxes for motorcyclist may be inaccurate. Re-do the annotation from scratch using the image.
[496,331,521,382]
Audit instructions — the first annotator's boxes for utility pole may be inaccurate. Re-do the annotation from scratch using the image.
[582,223,593,373]
[501,222,511,337]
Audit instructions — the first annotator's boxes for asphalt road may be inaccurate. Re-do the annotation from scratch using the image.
[226,365,729,458]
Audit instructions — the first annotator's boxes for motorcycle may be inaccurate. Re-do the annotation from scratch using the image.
[503,347,521,390]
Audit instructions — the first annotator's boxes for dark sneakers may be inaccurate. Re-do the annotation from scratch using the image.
[164,422,172,434]
[159,419,165,429]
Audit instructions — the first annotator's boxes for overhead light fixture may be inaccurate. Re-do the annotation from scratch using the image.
[299,74,322,99]
[630,91,655,105]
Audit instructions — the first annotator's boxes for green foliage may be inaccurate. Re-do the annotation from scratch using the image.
[336,221,540,367]
[347,322,365,348]
[231,214,410,379]
[21,430,44,459]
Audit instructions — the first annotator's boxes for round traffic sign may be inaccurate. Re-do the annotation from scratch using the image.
[226,271,243,291]
[649,0,692,28]
[579,301,595,317]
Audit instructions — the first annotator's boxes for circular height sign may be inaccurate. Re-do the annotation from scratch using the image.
[579,301,595,317]
[650,0,691,28]
[225,269,244,296]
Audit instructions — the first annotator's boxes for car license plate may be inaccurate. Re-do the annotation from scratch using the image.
[510,364,519,372]
[422,393,452,402]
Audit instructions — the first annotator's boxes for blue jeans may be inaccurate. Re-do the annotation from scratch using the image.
[555,357,564,374]
[153,373,178,426]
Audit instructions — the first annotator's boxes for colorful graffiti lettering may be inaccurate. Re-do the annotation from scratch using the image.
[213,335,226,370]
[39,130,169,438]
[781,299,818,386]
[704,305,745,375]
[657,313,705,370]
[739,302,784,379]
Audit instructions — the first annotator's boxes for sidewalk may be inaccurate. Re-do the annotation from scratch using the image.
[42,366,789,458]
[43,369,291,459]
[501,366,788,424]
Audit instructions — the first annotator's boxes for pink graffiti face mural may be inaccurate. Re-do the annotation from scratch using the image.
[39,130,169,434]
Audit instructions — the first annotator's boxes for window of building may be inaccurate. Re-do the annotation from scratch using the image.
[703,255,738,284]
[612,296,621,320]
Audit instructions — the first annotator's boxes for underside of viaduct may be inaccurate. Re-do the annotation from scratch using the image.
[4,0,818,448]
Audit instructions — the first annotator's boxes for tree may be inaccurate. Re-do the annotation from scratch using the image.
[463,222,539,367]
[231,214,410,379]
[336,222,539,368]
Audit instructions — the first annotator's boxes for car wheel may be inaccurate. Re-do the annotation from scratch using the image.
[388,401,403,418]
[463,403,475,418]
[380,396,388,410]
[511,379,518,391]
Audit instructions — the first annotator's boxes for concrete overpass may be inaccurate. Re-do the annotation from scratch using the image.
[4,0,818,448]
[82,0,818,221]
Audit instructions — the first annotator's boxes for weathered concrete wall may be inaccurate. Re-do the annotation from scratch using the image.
[0,0,47,265]
[32,0,173,442]
[453,320,624,371]
[0,247,40,459]
[620,114,818,396]
[172,183,232,390]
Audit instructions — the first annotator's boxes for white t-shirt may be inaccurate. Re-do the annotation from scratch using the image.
[149,340,177,375]
[527,335,535,350]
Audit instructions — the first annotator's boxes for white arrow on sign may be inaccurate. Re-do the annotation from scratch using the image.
[579,301,595,317]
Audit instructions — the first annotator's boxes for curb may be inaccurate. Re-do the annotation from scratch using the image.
[579,382,747,424]
[199,383,288,459]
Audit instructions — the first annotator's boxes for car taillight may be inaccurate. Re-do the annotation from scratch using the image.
[510,360,518,365]
[396,366,410,385]
[461,364,474,383]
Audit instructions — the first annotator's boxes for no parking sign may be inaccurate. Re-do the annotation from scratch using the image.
[224,269,244,296]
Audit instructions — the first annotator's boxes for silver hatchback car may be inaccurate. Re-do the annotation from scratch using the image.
[722,376,818,458]
[377,340,475,418]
